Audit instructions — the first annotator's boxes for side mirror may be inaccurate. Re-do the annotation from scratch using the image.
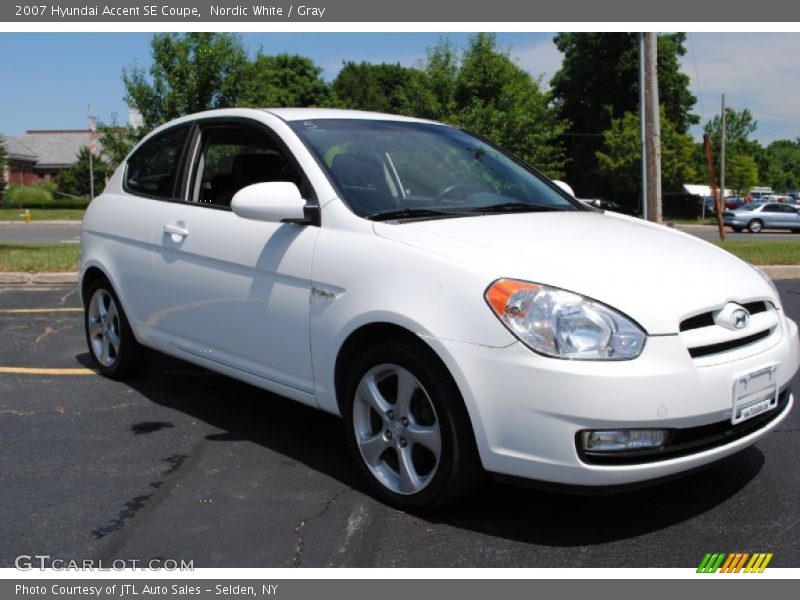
[231,182,309,223]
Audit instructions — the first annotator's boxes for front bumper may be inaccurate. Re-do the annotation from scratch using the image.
[425,314,799,487]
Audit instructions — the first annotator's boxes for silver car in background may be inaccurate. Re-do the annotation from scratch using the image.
[724,202,800,233]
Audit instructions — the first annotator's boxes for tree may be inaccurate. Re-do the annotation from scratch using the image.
[403,38,460,121]
[331,61,414,113]
[0,134,7,205]
[698,107,762,192]
[403,33,567,177]
[724,152,759,196]
[762,139,800,191]
[596,107,697,198]
[550,33,698,196]
[239,53,328,108]
[54,147,113,197]
[703,107,759,156]
[96,115,148,169]
[123,33,249,129]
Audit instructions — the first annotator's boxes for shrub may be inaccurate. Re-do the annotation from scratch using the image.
[3,183,89,209]
[4,183,54,207]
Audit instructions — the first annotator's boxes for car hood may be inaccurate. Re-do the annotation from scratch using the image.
[373,211,775,335]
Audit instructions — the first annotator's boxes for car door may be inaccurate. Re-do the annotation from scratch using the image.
[776,203,800,229]
[759,204,782,228]
[147,118,321,397]
[102,123,192,334]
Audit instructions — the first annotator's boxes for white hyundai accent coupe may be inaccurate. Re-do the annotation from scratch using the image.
[80,108,799,509]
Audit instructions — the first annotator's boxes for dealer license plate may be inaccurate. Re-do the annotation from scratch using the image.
[731,363,779,425]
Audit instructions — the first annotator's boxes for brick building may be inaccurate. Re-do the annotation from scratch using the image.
[3,130,97,185]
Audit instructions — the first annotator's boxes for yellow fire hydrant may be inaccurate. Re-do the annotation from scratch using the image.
[23,209,31,223]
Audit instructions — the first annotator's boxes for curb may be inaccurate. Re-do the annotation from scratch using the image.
[0,272,79,284]
[0,221,82,226]
[760,265,800,281]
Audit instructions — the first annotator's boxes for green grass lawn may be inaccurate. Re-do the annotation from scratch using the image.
[713,241,800,265]
[670,217,719,226]
[0,208,85,221]
[0,244,80,272]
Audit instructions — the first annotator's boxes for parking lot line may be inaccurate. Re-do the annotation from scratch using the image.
[0,308,83,314]
[0,367,95,376]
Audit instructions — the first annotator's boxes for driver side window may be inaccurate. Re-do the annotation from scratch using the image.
[190,124,302,208]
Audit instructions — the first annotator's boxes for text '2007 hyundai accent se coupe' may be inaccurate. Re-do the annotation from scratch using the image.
[80,108,799,509]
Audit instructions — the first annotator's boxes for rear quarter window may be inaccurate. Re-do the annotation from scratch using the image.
[125,125,191,200]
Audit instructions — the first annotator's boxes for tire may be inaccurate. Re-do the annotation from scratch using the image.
[84,277,150,379]
[747,219,763,233]
[732,227,743,233]
[342,338,485,510]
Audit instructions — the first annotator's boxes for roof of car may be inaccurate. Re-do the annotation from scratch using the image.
[138,108,451,150]
[262,107,442,125]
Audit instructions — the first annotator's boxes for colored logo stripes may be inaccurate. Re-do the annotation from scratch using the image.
[697,552,773,573]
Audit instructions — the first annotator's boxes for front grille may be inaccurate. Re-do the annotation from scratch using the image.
[680,301,769,332]
[679,312,714,332]
[679,301,774,359]
[688,328,772,358]
[578,387,791,466]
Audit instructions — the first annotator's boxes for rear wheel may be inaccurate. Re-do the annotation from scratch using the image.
[342,338,484,510]
[747,219,763,233]
[84,278,150,379]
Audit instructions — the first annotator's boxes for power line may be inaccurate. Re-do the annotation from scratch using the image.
[688,33,705,122]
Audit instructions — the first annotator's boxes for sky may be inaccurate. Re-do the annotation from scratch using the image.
[0,32,798,145]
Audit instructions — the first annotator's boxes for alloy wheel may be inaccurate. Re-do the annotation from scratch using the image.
[87,289,121,367]
[352,364,442,495]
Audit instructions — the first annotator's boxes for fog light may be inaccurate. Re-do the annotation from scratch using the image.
[582,429,668,452]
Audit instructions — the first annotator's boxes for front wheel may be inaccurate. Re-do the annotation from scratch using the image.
[342,338,484,510]
[84,278,150,379]
[747,219,764,233]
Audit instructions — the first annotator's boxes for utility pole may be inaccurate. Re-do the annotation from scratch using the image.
[88,103,95,201]
[704,134,726,241]
[643,32,662,223]
[639,33,647,221]
[719,94,726,209]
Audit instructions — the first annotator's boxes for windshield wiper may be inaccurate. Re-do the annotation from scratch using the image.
[469,202,568,214]
[366,208,466,221]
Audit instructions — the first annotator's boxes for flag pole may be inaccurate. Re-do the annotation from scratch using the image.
[88,103,95,201]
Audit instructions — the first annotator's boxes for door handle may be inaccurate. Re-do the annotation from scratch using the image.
[163,224,189,239]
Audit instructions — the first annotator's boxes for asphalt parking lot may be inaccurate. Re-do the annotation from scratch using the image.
[1,282,799,568]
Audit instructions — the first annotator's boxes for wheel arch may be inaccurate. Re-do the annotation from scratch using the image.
[333,321,487,504]
[333,322,473,432]
[80,264,146,347]
[80,265,111,307]
[335,323,419,415]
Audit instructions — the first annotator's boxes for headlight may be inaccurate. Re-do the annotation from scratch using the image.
[485,279,646,360]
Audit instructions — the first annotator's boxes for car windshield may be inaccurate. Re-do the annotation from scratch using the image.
[289,119,580,219]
